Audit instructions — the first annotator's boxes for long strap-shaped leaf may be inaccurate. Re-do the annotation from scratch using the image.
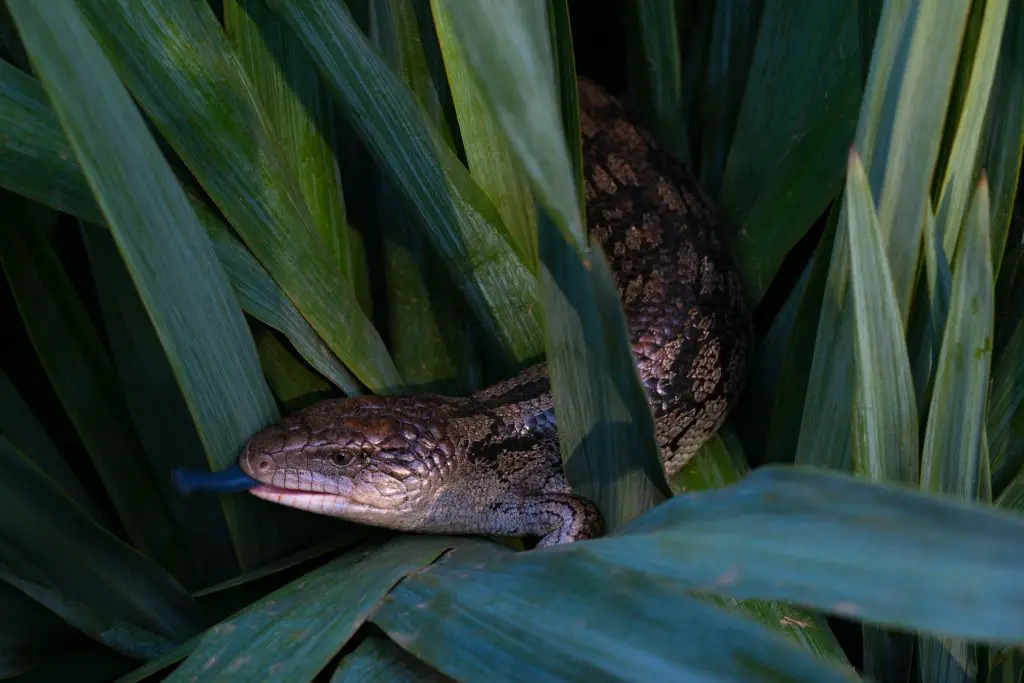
[0,59,361,396]
[845,151,919,484]
[72,0,401,393]
[5,0,299,571]
[265,0,545,364]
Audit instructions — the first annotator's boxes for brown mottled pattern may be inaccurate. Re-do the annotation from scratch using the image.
[239,77,752,547]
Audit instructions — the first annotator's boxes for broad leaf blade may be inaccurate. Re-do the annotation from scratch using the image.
[917,177,994,683]
[796,0,973,471]
[0,59,101,222]
[588,466,1024,643]
[935,0,1012,258]
[722,0,860,302]
[372,544,860,682]
[845,151,919,483]
[0,366,103,522]
[165,537,456,681]
[0,62,363,396]
[372,0,482,395]
[266,0,545,364]
[921,179,994,498]
[989,319,1024,493]
[8,0,306,571]
[81,222,242,587]
[0,195,190,579]
[984,0,1023,274]
[670,429,850,666]
[0,436,203,657]
[74,0,401,393]
[439,0,584,250]
[540,232,669,529]
[698,0,762,195]
[624,0,690,167]
[255,328,334,412]
[331,634,447,682]
[223,0,373,316]
[430,0,538,266]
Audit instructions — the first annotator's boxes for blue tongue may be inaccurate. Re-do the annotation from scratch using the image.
[172,464,258,496]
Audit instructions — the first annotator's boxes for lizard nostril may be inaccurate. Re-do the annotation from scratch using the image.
[256,455,273,473]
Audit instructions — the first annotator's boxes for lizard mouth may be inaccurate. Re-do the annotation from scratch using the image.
[248,484,363,516]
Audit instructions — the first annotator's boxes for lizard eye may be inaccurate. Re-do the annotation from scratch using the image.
[329,451,350,466]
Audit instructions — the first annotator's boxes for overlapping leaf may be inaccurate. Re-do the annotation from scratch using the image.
[73,0,401,393]
[844,151,919,483]
[373,543,860,683]
[265,0,545,364]
[165,537,457,681]
[7,0,306,571]
[721,0,860,302]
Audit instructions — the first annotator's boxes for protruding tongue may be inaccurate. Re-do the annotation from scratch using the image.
[172,464,258,496]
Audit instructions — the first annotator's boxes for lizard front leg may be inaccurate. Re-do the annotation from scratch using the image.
[488,491,604,547]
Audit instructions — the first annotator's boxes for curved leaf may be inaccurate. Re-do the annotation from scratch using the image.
[265,0,545,364]
[587,466,1024,643]
[73,0,401,393]
[165,537,456,682]
[0,436,203,657]
[845,151,919,483]
[722,0,860,302]
[223,0,373,316]
[439,0,584,251]
[372,544,860,683]
[7,0,305,571]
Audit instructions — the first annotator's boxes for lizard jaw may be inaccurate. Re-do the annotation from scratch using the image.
[248,484,372,518]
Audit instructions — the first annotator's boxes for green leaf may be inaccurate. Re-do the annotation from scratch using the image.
[845,150,919,483]
[165,537,457,681]
[624,0,690,167]
[80,222,242,587]
[582,465,1024,643]
[7,0,306,571]
[372,543,860,682]
[0,62,364,396]
[698,0,762,195]
[0,59,101,222]
[331,633,447,682]
[796,0,973,470]
[0,195,190,579]
[995,464,1024,511]
[0,366,103,522]
[912,207,954,421]
[540,228,670,529]
[732,205,838,466]
[0,436,203,658]
[721,0,861,302]
[985,0,1024,274]
[934,0,1012,259]
[668,429,850,667]
[254,328,334,412]
[223,0,373,316]
[869,0,972,319]
[438,0,584,251]
[197,207,363,397]
[372,0,482,395]
[0,580,73,678]
[921,179,994,499]
[430,0,538,266]
[989,319,1024,493]
[73,0,401,393]
[266,0,545,364]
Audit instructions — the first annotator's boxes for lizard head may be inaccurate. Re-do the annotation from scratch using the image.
[237,394,460,531]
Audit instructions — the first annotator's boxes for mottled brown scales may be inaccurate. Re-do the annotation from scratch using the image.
[239,77,752,547]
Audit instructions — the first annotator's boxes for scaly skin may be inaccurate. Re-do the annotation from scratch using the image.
[239,77,752,547]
